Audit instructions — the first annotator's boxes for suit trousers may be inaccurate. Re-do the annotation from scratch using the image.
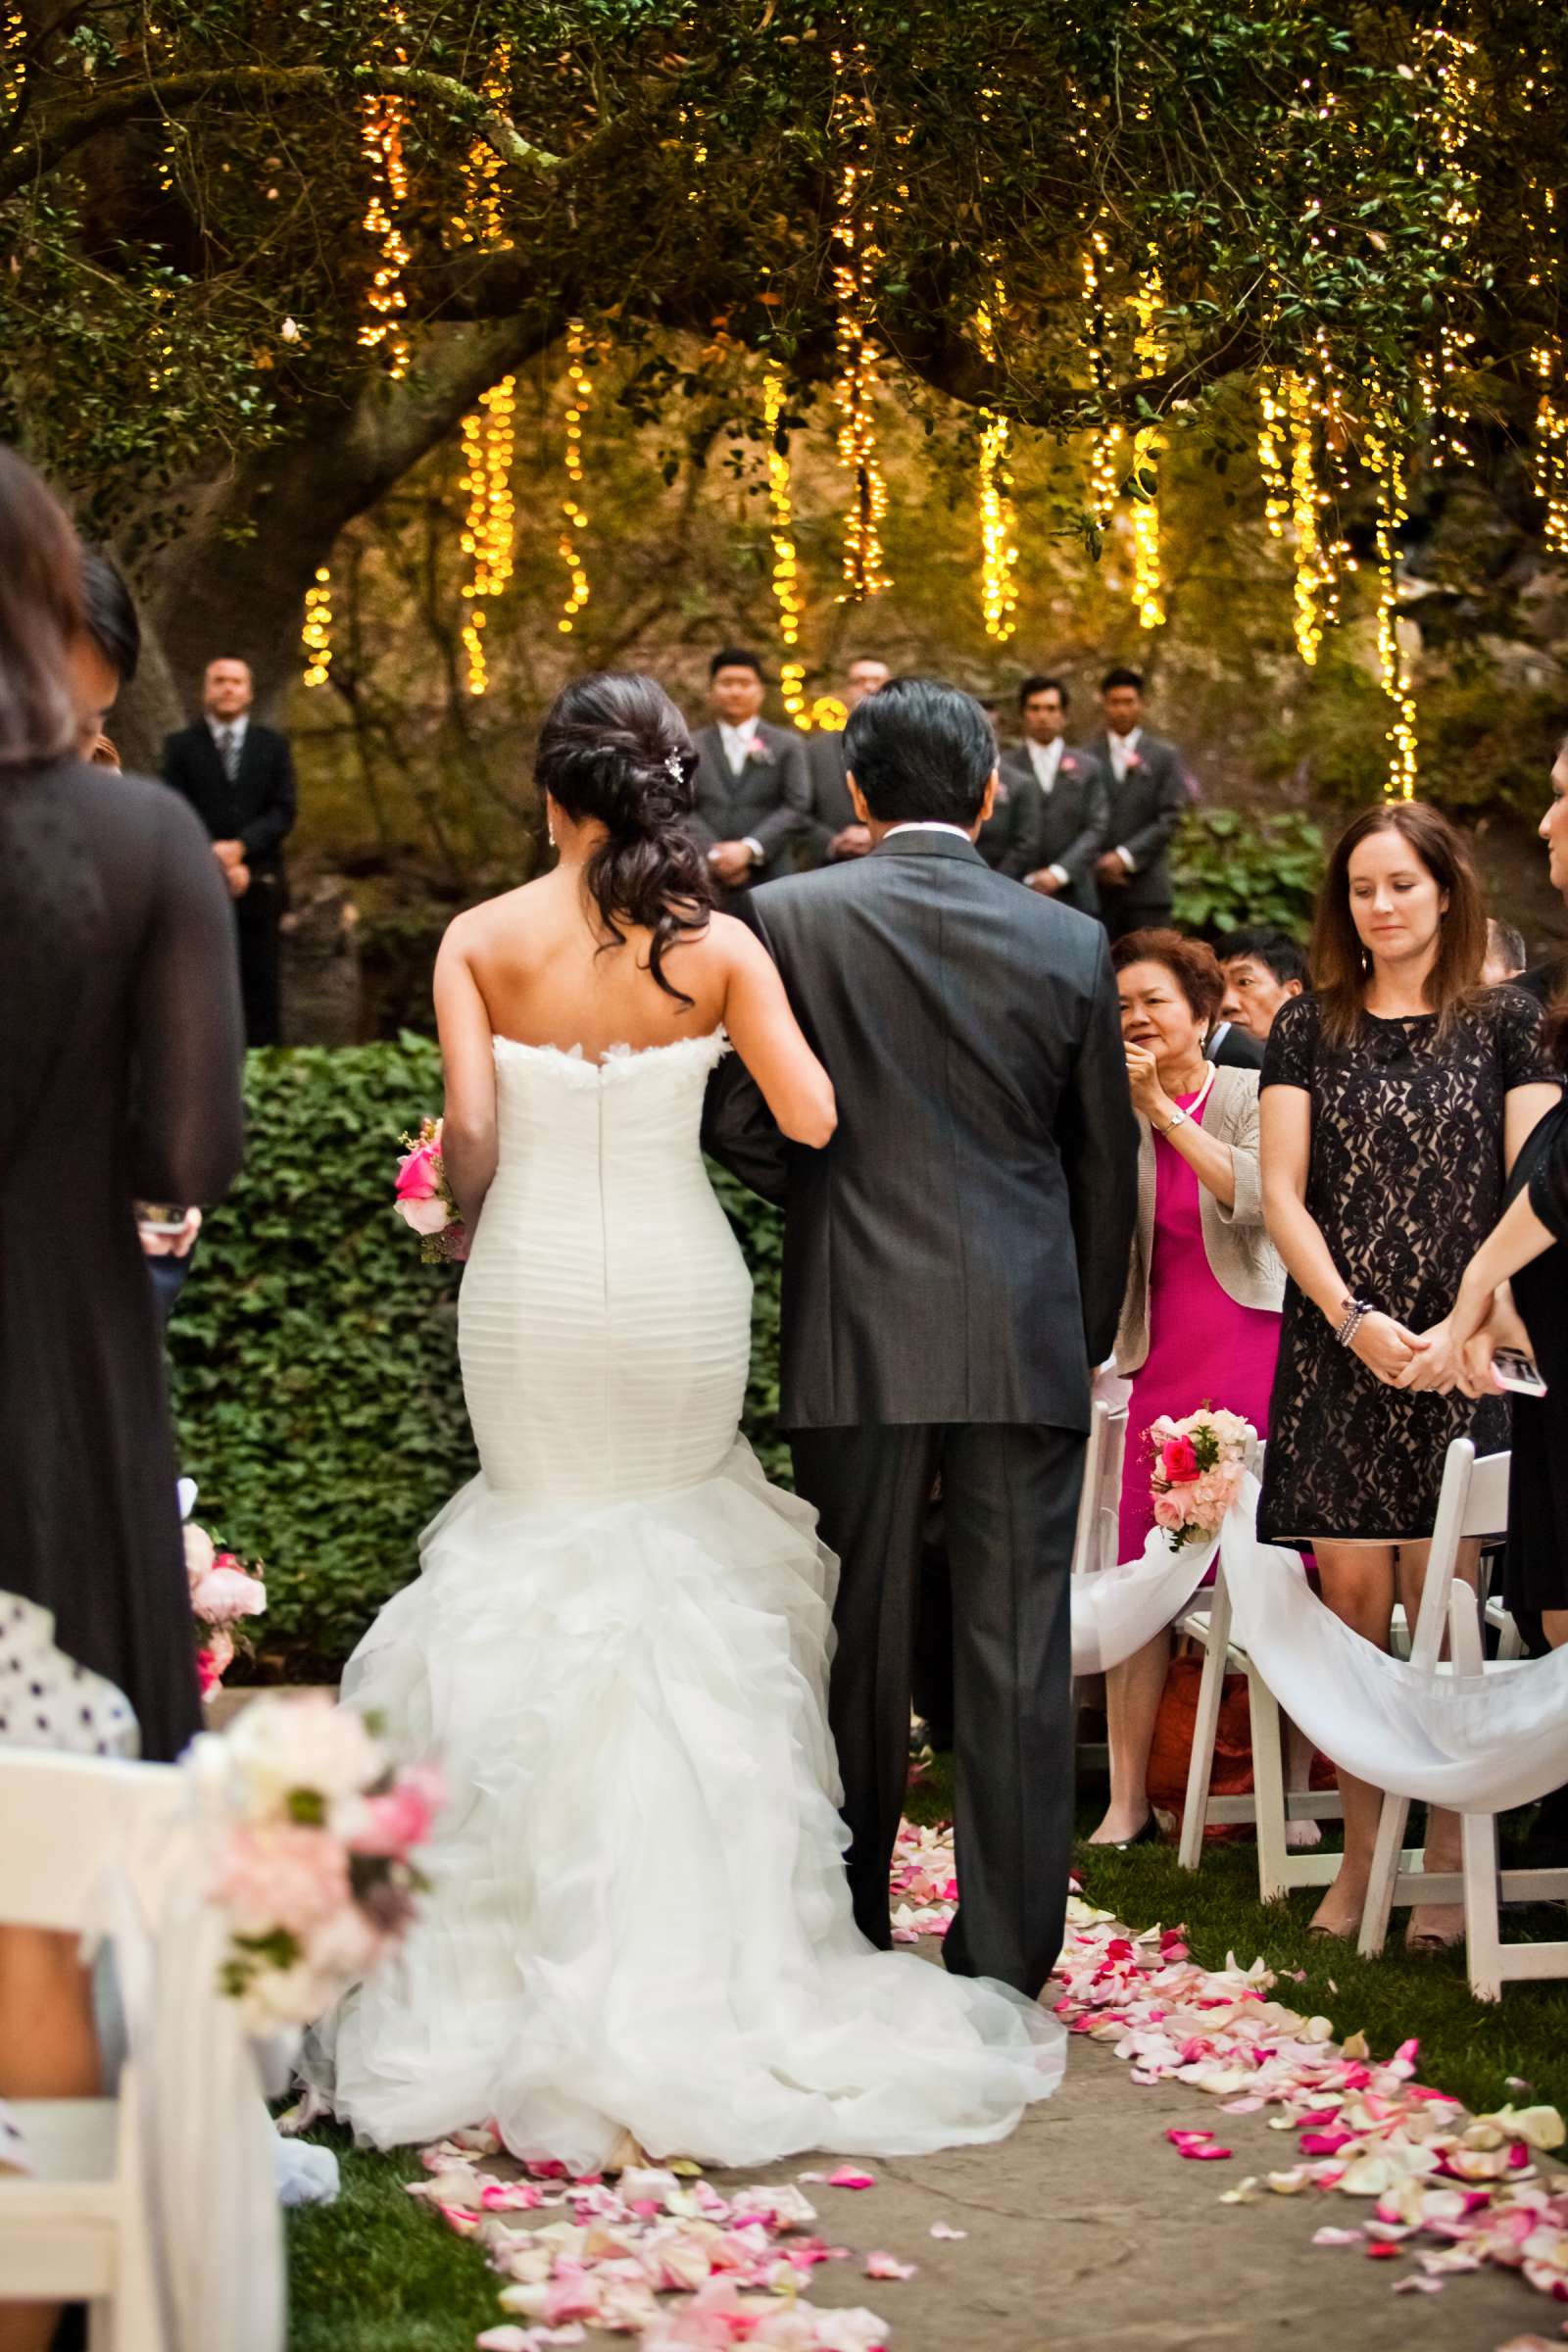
[790,1420,1085,2000]
[1102,893,1171,944]
[234,869,283,1047]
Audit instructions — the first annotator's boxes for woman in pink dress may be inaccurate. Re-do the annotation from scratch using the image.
[1088,931,1286,1847]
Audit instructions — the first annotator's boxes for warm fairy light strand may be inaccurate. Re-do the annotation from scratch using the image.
[1363,392,1419,798]
[1419,23,1479,469]
[359,95,412,375]
[451,40,514,251]
[557,323,594,635]
[972,285,1018,642]
[301,567,333,690]
[458,375,517,696]
[1082,222,1123,529]
[762,373,811,729]
[830,47,892,602]
[1129,261,1166,630]
[1285,371,1329,664]
[1,6,24,113]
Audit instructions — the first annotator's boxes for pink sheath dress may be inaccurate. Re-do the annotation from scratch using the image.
[1117,1085,1283,1562]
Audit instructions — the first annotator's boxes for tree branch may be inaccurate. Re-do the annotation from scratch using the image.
[0,62,563,204]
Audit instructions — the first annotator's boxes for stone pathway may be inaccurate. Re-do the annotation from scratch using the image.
[688,2031,1548,2352]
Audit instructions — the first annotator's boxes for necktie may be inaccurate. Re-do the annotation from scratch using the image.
[220,725,240,782]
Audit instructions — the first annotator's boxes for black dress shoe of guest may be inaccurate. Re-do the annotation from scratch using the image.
[1110,1810,1161,1851]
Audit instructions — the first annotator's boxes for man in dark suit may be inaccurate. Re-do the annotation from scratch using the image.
[800,655,888,868]
[163,657,296,1046]
[704,678,1138,1998]
[996,674,1110,915]
[685,647,810,900]
[1087,665,1194,941]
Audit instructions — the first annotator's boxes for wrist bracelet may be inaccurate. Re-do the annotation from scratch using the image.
[1154,1106,1190,1135]
[1335,1298,1374,1348]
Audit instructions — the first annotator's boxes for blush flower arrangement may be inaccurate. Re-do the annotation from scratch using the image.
[394,1114,467,1262]
[183,1518,267,1698]
[210,1691,443,2033]
[1148,1406,1253,1551]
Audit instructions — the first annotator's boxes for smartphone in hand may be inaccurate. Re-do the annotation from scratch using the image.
[1494,1347,1547,1398]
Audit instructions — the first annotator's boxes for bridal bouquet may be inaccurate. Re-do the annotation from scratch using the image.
[184,1518,267,1698]
[209,1691,443,2033]
[394,1115,467,1262]
[1148,1406,1253,1551]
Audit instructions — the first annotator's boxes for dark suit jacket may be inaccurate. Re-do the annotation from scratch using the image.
[1207,1021,1266,1070]
[161,719,296,873]
[1520,956,1568,1009]
[975,764,1038,878]
[996,744,1109,915]
[800,731,858,866]
[684,719,810,886]
[702,830,1139,1431]
[1085,730,1191,922]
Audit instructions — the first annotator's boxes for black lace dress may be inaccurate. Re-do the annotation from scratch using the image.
[0,759,244,1759]
[1257,987,1556,1544]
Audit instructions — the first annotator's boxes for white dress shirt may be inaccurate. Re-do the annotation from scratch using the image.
[208,711,250,764]
[713,719,764,865]
[1022,737,1070,888]
[883,821,974,842]
[1107,726,1141,872]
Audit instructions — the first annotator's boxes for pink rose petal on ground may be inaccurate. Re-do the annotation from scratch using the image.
[827,2166,876,2190]
[928,2221,967,2240]
[1390,2277,1445,2295]
[864,2252,917,2280]
[1312,2228,1364,2247]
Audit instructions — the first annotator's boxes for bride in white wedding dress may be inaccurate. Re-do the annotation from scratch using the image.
[304,673,1064,2169]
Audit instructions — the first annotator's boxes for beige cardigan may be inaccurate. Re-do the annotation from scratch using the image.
[1113,1062,1286,1376]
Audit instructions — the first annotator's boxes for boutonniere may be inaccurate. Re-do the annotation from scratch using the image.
[745,738,775,768]
[994,778,1010,805]
[1059,754,1078,775]
[1124,750,1144,772]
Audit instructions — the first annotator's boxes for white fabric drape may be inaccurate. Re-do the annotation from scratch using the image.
[1220,1478,1568,1813]
[100,1736,286,2352]
[1070,1520,1219,1674]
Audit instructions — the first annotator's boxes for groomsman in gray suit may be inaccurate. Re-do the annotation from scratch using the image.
[685,648,810,899]
[999,675,1110,916]
[1087,665,1196,940]
[800,654,889,868]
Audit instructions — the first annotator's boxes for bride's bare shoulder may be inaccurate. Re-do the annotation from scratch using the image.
[441,878,549,953]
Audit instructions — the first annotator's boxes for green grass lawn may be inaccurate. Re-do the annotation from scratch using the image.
[287,1761,1568,2349]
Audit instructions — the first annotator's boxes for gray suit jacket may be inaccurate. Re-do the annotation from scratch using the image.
[996,745,1109,914]
[1086,730,1192,921]
[799,731,858,866]
[685,720,810,887]
[702,830,1140,1431]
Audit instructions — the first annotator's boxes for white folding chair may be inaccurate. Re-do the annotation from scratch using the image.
[1072,1400,1127,1774]
[1447,1581,1568,1999]
[0,1751,182,2349]
[1357,1440,1511,1956]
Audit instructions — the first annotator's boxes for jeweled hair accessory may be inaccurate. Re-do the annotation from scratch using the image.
[664,748,686,785]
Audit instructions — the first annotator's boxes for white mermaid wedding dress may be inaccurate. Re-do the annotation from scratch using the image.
[305,1031,1063,2168]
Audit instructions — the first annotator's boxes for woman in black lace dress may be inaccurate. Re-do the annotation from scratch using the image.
[1258,802,1559,1942]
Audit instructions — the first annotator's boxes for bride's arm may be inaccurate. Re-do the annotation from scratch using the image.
[434,922,500,1226]
[716,917,838,1149]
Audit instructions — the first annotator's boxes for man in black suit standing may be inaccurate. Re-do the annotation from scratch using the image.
[163,657,296,1046]
[685,647,810,901]
[1087,666,1194,941]
[800,654,888,868]
[704,678,1138,1999]
[998,674,1110,914]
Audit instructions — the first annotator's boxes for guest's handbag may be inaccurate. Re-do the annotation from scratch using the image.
[1146,1653,1253,1842]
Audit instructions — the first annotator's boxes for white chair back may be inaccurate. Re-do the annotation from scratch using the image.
[1071,1400,1127,1581]
[1407,1441,1510,1667]
[0,1750,183,1931]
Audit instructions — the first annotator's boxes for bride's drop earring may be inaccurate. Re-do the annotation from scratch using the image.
[547,810,557,848]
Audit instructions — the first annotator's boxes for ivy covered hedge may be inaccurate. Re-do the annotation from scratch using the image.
[170,1042,785,1679]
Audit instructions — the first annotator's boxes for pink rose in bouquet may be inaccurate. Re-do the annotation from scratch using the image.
[342,1763,447,1860]
[184,1513,266,1694]
[394,1116,468,1262]
[215,1819,352,1938]
[1148,1406,1255,1551]
[191,1556,268,1627]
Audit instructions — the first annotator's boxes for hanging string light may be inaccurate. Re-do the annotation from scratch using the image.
[1363,390,1419,798]
[457,374,517,696]
[761,372,811,729]
[451,39,514,250]
[358,5,411,376]
[301,566,334,690]
[557,322,594,634]
[2,6,24,113]
[1419,22,1480,469]
[1534,333,1568,557]
[1129,260,1167,630]
[972,283,1018,642]
[831,45,892,601]
[1081,220,1123,529]
[1256,375,1291,542]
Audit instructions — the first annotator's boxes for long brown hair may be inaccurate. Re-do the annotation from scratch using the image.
[0,445,82,768]
[1310,801,1488,1047]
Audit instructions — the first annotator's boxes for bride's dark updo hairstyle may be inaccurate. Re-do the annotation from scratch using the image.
[535,670,711,1005]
